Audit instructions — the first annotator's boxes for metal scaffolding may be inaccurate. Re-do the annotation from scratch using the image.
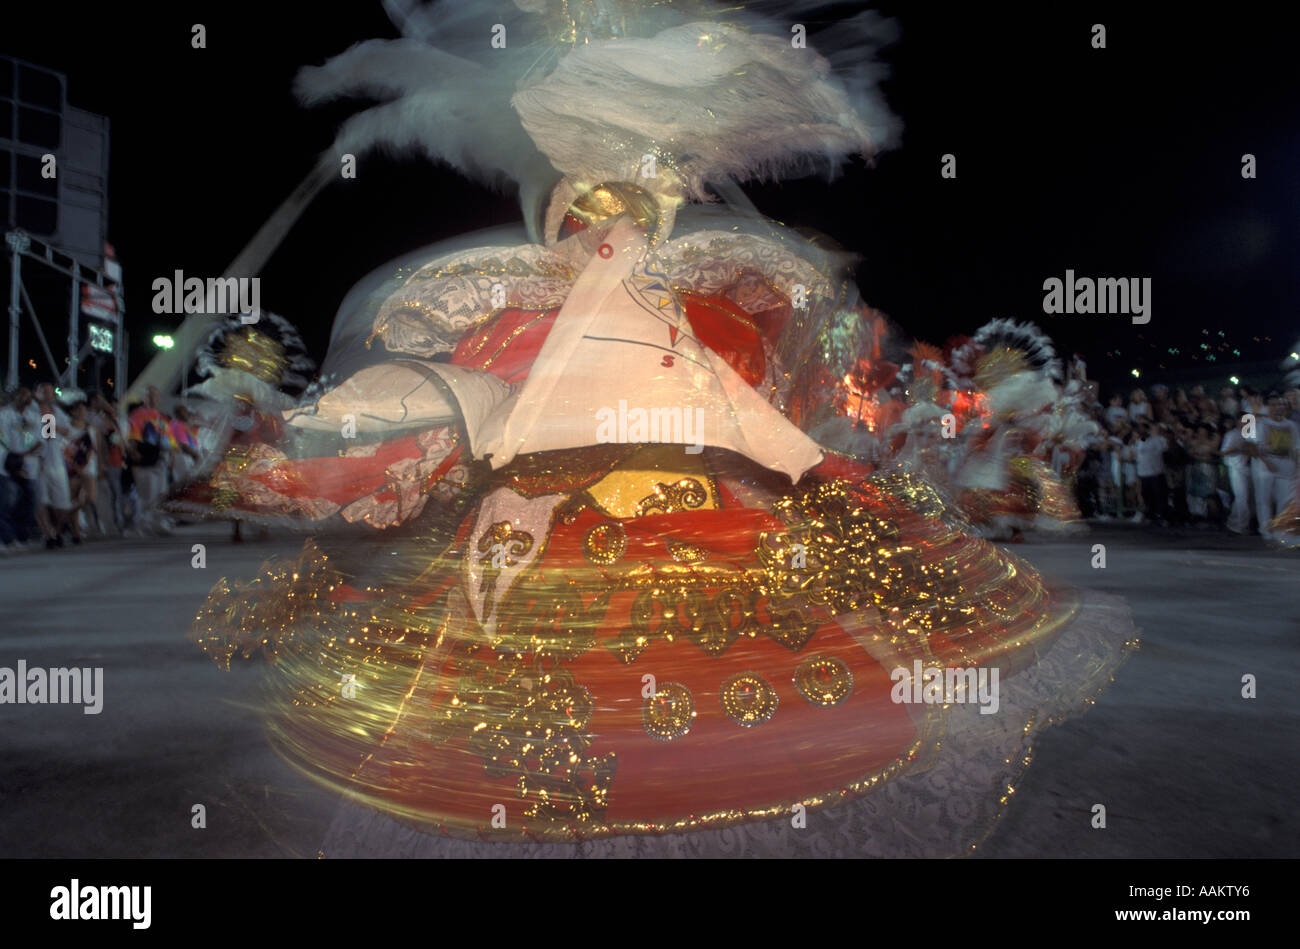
[5,228,126,393]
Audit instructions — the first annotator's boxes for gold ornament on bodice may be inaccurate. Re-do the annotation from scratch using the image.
[566,181,666,242]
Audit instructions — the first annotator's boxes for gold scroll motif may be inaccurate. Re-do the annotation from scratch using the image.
[429,645,617,829]
[476,522,535,620]
[635,478,710,516]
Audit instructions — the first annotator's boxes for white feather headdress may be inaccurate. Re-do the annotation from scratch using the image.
[512,20,894,212]
[294,0,899,243]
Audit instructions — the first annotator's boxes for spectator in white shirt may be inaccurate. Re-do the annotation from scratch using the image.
[1249,394,1300,538]
[1128,388,1151,423]
[1104,395,1128,430]
[1220,417,1254,534]
[1,388,42,550]
[1219,387,1240,419]
[33,383,74,548]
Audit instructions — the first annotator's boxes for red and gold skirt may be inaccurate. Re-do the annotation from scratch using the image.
[193,446,1098,842]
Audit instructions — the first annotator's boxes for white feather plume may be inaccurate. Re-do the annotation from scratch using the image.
[512,20,897,202]
[292,1,899,239]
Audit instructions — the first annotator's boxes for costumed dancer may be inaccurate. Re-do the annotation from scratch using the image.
[167,314,314,541]
[171,0,1134,857]
[951,320,1084,538]
[884,341,962,481]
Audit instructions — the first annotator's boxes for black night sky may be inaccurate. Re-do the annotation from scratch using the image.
[7,0,1299,395]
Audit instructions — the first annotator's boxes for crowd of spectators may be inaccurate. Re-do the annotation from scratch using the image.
[0,383,201,553]
[6,375,1299,552]
[1075,382,1300,538]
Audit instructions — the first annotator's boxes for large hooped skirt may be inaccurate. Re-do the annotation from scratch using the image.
[193,460,1136,856]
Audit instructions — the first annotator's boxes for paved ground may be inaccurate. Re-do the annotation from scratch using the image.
[0,521,1296,858]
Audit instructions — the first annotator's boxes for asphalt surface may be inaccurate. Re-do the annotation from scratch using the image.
[0,521,1296,858]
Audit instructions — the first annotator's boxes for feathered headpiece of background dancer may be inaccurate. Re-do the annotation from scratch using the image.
[972,318,1064,383]
[187,313,317,410]
[973,346,1030,391]
[193,312,314,390]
